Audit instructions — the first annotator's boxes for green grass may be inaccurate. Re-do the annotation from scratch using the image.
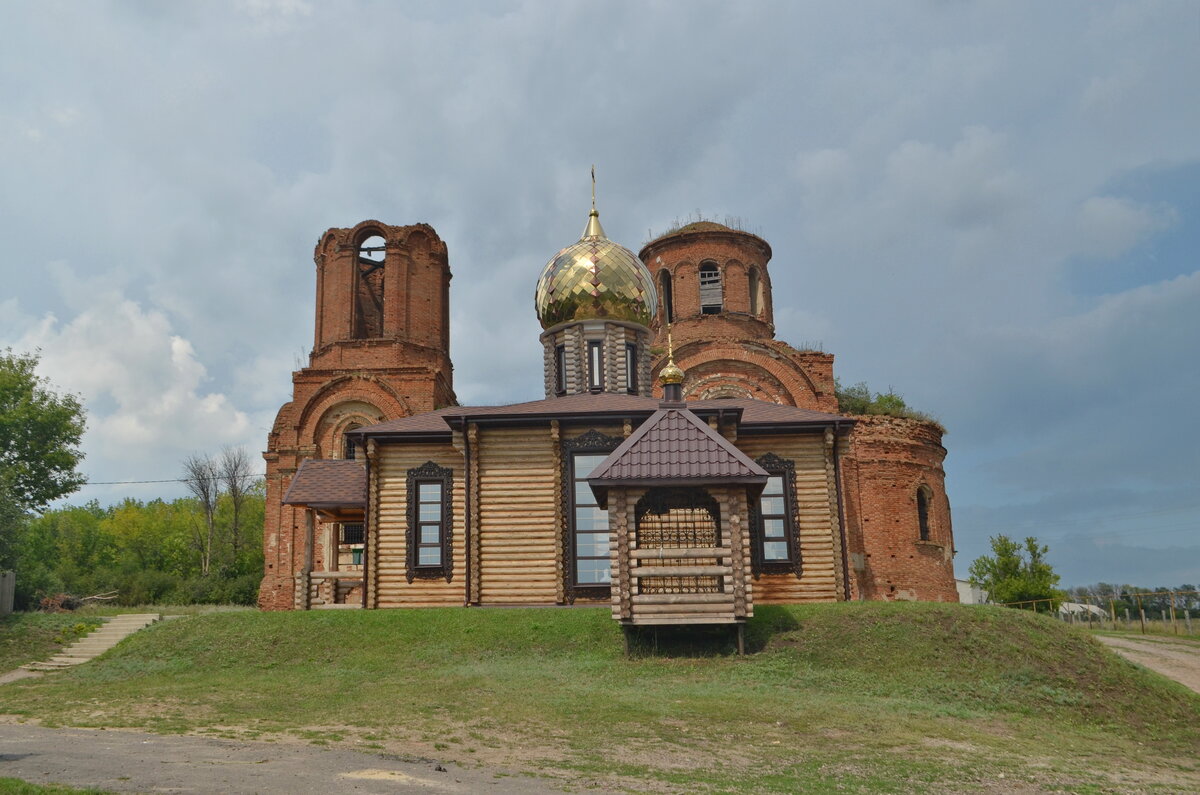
[0,613,104,671]
[2,602,1198,793]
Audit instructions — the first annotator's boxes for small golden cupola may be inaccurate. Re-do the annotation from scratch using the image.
[536,172,657,398]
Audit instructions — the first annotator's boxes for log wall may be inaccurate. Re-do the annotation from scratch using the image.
[373,442,466,607]
[736,433,843,603]
[475,426,559,604]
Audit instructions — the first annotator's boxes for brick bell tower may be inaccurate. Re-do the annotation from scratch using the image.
[640,222,837,410]
[258,221,455,610]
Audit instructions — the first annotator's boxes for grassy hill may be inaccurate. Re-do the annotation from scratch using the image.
[2,602,1198,793]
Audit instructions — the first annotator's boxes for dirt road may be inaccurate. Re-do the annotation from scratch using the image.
[1096,634,1200,694]
[0,724,589,794]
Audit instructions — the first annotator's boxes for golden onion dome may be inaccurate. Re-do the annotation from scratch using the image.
[659,357,685,385]
[534,208,657,329]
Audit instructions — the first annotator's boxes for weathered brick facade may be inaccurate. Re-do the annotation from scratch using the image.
[258,221,455,610]
[261,216,956,609]
[639,222,956,602]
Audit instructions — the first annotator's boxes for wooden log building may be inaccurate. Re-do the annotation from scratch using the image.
[263,193,958,622]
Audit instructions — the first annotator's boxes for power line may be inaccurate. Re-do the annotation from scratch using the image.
[81,473,267,486]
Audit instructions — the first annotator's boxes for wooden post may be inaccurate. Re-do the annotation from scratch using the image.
[1123,607,1130,627]
[1185,609,1193,635]
[736,624,745,656]
[1138,600,1147,635]
[1170,592,1178,635]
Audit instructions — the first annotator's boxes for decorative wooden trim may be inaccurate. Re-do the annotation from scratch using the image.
[750,452,802,578]
[824,428,846,600]
[561,429,623,604]
[366,439,379,608]
[467,424,481,604]
[406,460,453,584]
[551,421,564,604]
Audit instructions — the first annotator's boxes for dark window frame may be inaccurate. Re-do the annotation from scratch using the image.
[560,429,623,603]
[699,261,723,314]
[659,269,674,323]
[555,344,567,395]
[917,486,931,541]
[340,522,365,546]
[625,342,638,395]
[749,453,802,577]
[405,460,453,583]
[587,340,604,391]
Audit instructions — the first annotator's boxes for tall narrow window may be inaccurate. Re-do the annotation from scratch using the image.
[406,461,453,582]
[659,270,673,323]
[917,487,931,541]
[561,429,622,602]
[555,344,567,395]
[588,340,603,391]
[354,234,386,338]
[625,343,638,394]
[572,452,611,586]
[749,268,761,316]
[699,262,723,314]
[751,453,800,576]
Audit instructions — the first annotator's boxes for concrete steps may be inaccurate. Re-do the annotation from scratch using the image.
[21,613,161,672]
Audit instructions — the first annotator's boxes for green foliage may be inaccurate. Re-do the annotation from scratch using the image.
[969,534,1065,608]
[833,378,940,425]
[0,350,86,514]
[7,480,265,610]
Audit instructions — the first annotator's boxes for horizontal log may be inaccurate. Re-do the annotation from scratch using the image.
[626,616,738,625]
[634,602,735,614]
[631,565,731,578]
[631,593,733,605]
[629,547,730,560]
[308,572,363,581]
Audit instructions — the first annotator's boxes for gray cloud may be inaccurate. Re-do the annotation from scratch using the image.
[3,1,1197,585]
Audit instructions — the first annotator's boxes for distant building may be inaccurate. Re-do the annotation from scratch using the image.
[259,198,958,620]
[956,579,988,604]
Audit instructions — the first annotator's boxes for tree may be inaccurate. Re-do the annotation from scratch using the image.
[0,349,86,568]
[217,446,254,572]
[968,535,1064,609]
[182,453,219,576]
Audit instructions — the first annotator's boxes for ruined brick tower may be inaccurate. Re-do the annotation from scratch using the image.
[258,221,455,609]
[640,222,956,602]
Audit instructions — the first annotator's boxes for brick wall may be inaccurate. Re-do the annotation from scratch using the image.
[841,416,957,602]
[259,221,455,610]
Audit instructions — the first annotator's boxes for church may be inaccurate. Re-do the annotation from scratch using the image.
[258,196,958,623]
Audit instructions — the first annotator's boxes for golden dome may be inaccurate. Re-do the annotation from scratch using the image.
[535,208,657,329]
[659,358,685,385]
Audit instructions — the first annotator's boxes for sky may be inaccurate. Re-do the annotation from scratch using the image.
[2,0,1197,588]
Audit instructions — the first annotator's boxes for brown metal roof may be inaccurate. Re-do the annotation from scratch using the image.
[282,459,366,508]
[588,404,768,507]
[354,393,850,438]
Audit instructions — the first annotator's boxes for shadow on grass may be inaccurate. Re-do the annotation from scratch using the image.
[623,605,802,658]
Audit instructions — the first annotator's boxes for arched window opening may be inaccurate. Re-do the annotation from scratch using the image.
[699,262,723,314]
[634,487,722,595]
[659,269,673,323]
[354,234,386,338]
[343,425,361,460]
[749,267,761,316]
[917,486,931,541]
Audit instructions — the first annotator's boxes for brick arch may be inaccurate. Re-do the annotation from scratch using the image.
[664,342,825,409]
[297,375,411,446]
[317,402,385,460]
[685,369,783,402]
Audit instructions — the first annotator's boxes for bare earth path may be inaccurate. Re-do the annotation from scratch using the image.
[0,725,590,794]
[1096,635,1200,694]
